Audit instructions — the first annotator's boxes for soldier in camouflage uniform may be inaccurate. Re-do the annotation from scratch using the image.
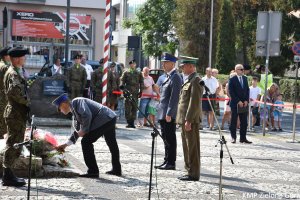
[120,60,144,128]
[0,47,11,139]
[66,54,87,99]
[2,47,30,187]
[91,59,104,103]
[107,62,120,110]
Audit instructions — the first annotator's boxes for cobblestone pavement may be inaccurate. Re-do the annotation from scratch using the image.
[1,118,300,200]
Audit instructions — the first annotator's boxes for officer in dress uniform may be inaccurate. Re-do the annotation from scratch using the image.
[176,56,203,181]
[120,59,144,128]
[155,53,182,170]
[2,47,30,187]
[66,54,87,99]
[53,94,122,177]
[0,47,11,139]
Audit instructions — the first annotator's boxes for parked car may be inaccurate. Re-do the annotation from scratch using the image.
[149,69,164,83]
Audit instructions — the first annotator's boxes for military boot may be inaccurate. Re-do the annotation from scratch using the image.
[125,120,131,128]
[130,120,136,128]
[2,168,26,187]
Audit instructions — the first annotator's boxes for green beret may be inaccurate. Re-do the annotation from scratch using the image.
[73,54,82,60]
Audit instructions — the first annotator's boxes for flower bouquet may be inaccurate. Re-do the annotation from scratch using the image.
[24,128,70,167]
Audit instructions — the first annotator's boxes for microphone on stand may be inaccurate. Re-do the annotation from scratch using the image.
[199,80,211,95]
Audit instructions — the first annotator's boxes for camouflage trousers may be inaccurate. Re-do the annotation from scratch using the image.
[0,95,7,138]
[70,85,84,99]
[93,90,102,104]
[2,118,26,168]
[125,96,138,121]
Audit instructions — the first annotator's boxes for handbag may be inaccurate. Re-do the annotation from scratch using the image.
[237,104,248,114]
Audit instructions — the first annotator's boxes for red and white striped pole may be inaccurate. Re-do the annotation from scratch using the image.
[102,0,111,105]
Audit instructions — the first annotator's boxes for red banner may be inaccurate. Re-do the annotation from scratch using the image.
[12,10,92,41]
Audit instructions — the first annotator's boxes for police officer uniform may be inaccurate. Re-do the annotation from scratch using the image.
[155,53,182,170]
[0,46,11,139]
[2,47,30,187]
[66,54,87,99]
[176,57,203,181]
[120,60,143,128]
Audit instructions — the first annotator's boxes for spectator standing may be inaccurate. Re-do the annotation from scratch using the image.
[137,67,155,127]
[202,67,219,130]
[249,77,261,131]
[256,65,273,95]
[267,83,280,131]
[229,64,252,144]
[273,94,284,131]
[81,56,94,98]
[51,58,63,75]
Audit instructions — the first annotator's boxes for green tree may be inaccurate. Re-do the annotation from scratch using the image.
[232,0,300,76]
[123,0,177,58]
[215,0,236,73]
[172,0,220,71]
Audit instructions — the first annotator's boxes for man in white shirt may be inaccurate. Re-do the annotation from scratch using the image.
[249,76,261,130]
[81,56,94,98]
[202,67,219,130]
[52,58,63,75]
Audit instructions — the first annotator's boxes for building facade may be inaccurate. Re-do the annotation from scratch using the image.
[111,0,146,68]
[0,0,105,74]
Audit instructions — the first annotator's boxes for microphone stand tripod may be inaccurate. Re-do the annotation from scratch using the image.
[204,90,234,200]
[121,88,167,200]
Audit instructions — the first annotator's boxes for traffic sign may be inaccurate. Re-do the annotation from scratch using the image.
[292,42,300,55]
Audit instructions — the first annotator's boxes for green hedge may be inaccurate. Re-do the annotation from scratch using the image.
[279,79,300,103]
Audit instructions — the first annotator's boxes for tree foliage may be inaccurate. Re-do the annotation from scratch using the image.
[123,0,177,57]
[232,0,300,76]
[172,0,220,71]
[215,0,236,73]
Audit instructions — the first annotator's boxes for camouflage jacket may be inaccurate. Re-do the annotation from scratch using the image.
[67,64,87,87]
[0,60,10,92]
[120,69,144,94]
[91,67,113,92]
[3,65,29,119]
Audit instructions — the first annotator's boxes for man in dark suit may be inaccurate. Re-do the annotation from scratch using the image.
[229,64,252,144]
[155,53,182,170]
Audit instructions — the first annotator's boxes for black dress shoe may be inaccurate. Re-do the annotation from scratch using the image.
[240,140,252,144]
[231,139,236,143]
[79,173,99,178]
[154,162,166,169]
[178,175,198,181]
[105,170,122,176]
[158,163,175,170]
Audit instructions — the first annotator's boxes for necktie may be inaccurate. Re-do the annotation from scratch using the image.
[239,76,243,88]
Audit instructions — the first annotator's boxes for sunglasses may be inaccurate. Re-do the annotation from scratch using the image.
[237,69,244,71]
